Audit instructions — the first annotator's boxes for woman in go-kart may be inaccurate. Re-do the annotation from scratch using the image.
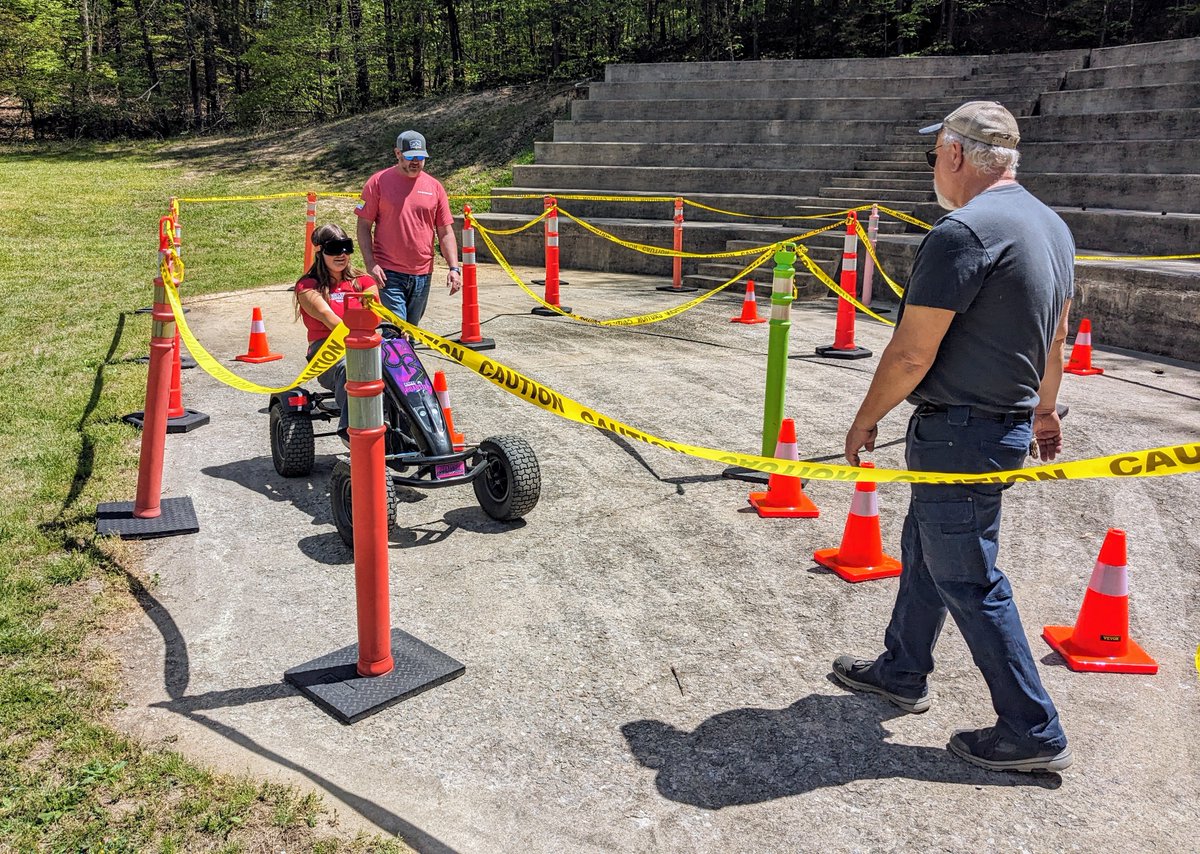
[294,224,379,443]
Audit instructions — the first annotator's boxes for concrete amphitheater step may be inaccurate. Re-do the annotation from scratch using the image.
[489,190,910,230]
[603,55,984,83]
[832,177,934,192]
[1040,82,1200,115]
[586,75,963,102]
[552,119,899,146]
[1063,58,1200,90]
[1021,140,1200,174]
[1022,173,1200,214]
[569,96,937,122]
[820,186,936,203]
[1020,109,1200,142]
[532,141,880,169]
[512,165,845,197]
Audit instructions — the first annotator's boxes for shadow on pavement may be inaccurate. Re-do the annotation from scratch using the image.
[622,691,1060,810]
[120,565,459,853]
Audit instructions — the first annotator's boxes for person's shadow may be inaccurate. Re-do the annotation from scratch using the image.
[622,688,1059,809]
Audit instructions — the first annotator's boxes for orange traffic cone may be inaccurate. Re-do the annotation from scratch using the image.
[235,306,283,363]
[748,418,819,518]
[1042,529,1157,674]
[1064,317,1103,376]
[813,462,900,582]
[731,280,766,325]
[433,370,466,450]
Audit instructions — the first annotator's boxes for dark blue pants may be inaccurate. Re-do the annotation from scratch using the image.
[307,339,347,434]
[873,405,1067,751]
[380,270,432,326]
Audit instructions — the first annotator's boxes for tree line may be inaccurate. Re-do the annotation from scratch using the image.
[1,0,1196,140]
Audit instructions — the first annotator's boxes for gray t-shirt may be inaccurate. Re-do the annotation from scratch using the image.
[902,182,1075,412]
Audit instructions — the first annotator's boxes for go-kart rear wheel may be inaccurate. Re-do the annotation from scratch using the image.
[330,459,399,548]
[270,403,314,477]
[474,435,541,521]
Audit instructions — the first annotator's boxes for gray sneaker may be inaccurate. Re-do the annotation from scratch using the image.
[831,655,931,714]
[948,727,1072,773]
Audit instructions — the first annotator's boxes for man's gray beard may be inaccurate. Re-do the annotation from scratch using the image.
[935,185,959,211]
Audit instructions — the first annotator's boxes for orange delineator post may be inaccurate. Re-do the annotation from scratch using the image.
[531,196,572,315]
[1064,317,1104,376]
[748,418,819,518]
[815,211,872,360]
[454,205,495,351]
[813,462,901,582]
[133,276,178,519]
[170,197,182,256]
[657,197,698,293]
[303,192,318,272]
[1042,529,1157,674]
[344,295,394,678]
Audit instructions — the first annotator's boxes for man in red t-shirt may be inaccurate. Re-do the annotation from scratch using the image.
[356,129,462,326]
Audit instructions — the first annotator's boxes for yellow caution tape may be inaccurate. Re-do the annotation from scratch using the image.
[854,220,906,299]
[472,208,552,236]
[475,226,773,326]
[361,295,1200,485]
[176,192,313,204]
[1076,252,1200,261]
[685,200,874,221]
[876,205,934,230]
[161,274,349,395]
[796,251,896,327]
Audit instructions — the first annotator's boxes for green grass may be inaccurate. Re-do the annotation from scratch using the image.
[0,82,569,851]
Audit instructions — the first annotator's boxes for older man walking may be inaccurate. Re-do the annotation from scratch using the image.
[833,101,1075,773]
[356,129,462,326]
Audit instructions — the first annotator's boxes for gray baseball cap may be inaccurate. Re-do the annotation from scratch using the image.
[919,101,1020,149]
[396,130,429,158]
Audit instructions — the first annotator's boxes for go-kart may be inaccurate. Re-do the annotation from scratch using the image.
[268,325,540,546]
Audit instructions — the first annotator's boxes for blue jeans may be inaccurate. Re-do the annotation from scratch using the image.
[380,270,432,326]
[307,339,347,434]
[873,405,1067,751]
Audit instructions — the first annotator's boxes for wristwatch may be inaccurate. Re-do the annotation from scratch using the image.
[449,266,461,273]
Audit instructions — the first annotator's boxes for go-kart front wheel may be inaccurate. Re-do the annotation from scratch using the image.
[474,435,541,521]
[270,403,314,477]
[329,459,399,547]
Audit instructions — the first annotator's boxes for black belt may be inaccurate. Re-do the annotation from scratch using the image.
[915,403,1032,425]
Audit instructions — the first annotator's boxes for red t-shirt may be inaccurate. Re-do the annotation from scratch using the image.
[295,275,374,343]
[355,168,453,275]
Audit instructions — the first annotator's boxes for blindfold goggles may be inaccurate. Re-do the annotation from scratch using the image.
[321,238,354,256]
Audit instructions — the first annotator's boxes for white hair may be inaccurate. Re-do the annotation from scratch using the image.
[942,129,1019,177]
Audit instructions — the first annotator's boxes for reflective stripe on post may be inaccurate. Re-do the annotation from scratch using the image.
[460,206,481,341]
[343,296,393,678]
[133,276,177,519]
[303,192,318,272]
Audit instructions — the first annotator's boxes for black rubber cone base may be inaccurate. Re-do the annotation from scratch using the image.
[531,278,570,287]
[531,305,572,317]
[135,354,197,369]
[285,628,465,724]
[96,496,199,539]
[815,344,873,360]
[656,284,699,293]
[453,336,496,351]
[136,306,189,315]
[123,409,211,433]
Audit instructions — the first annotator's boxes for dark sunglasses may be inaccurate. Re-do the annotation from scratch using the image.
[925,147,938,168]
[321,238,354,256]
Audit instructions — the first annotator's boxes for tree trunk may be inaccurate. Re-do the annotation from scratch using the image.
[79,0,93,97]
[182,0,202,128]
[201,1,219,120]
[382,0,400,100]
[411,9,425,92]
[442,0,463,85]
[330,0,345,113]
[349,0,370,107]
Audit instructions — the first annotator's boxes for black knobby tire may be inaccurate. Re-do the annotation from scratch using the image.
[329,459,399,548]
[270,403,314,477]
[474,435,541,521]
